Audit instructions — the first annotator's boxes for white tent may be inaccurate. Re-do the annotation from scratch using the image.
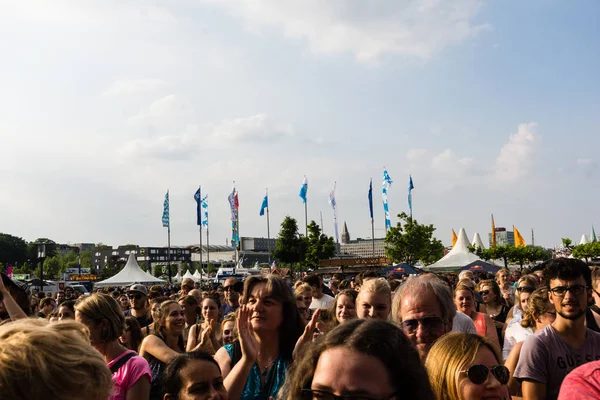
[471,232,486,249]
[95,253,165,287]
[580,234,590,245]
[424,228,483,272]
[182,270,194,280]
[173,272,182,282]
[192,270,202,281]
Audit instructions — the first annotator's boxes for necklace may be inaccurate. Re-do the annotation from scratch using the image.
[259,358,276,377]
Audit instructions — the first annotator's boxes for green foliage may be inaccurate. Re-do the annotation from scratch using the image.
[384,212,444,265]
[207,263,215,275]
[272,216,306,267]
[28,238,58,260]
[79,248,93,270]
[0,233,29,266]
[469,244,550,269]
[562,238,573,249]
[302,221,336,270]
[572,242,600,262]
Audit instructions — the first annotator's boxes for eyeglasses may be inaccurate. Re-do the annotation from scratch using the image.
[223,286,234,292]
[130,294,144,300]
[549,285,588,297]
[479,290,490,296]
[517,286,535,293]
[400,316,444,333]
[301,389,397,400]
[460,365,510,385]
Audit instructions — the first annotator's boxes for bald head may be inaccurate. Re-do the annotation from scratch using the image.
[189,289,202,304]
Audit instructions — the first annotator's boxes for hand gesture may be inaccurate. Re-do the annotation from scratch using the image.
[237,305,259,362]
[293,309,320,359]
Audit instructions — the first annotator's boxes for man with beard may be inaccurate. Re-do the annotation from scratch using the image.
[124,284,153,329]
[392,274,455,362]
[514,258,600,400]
[222,277,241,316]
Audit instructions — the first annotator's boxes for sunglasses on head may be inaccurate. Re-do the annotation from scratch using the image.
[461,365,510,385]
[400,316,444,333]
[517,286,535,293]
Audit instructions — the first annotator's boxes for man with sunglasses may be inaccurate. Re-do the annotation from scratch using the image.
[514,258,600,400]
[222,277,242,316]
[393,274,455,361]
[124,284,153,329]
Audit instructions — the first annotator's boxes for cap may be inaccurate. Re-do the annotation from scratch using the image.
[127,284,148,296]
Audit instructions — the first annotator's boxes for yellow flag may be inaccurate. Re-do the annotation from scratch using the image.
[491,214,496,248]
[514,226,526,247]
[452,229,458,247]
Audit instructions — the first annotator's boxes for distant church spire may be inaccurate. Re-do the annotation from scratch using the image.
[341,222,350,244]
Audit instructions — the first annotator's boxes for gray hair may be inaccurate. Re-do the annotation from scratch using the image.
[391,274,456,324]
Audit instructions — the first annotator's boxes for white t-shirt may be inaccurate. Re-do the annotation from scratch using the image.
[502,322,534,360]
[451,311,477,334]
[309,293,334,310]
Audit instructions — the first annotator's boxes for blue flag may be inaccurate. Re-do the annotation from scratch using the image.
[299,176,308,204]
[368,179,373,219]
[162,191,169,227]
[194,188,202,225]
[260,194,269,216]
[201,195,208,229]
[382,169,393,229]
[408,175,414,216]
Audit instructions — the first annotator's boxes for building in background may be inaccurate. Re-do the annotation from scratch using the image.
[489,227,515,247]
[92,245,192,272]
[340,238,387,258]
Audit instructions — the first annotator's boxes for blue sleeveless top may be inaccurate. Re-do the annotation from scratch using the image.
[224,343,288,400]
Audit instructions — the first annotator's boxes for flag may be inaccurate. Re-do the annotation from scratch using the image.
[162,191,169,227]
[201,195,208,229]
[368,179,373,219]
[491,214,496,248]
[7,265,12,278]
[514,226,526,247]
[329,183,339,243]
[259,193,269,216]
[228,186,239,247]
[452,229,458,247]
[194,188,202,226]
[382,169,393,229]
[299,175,308,204]
[592,226,597,243]
[408,175,414,216]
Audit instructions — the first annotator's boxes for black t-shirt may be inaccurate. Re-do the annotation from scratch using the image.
[124,309,153,328]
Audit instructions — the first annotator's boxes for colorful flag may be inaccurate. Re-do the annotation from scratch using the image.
[452,229,458,247]
[408,175,415,217]
[299,175,308,204]
[382,169,393,229]
[491,214,496,248]
[194,188,202,226]
[201,195,208,229]
[228,186,239,246]
[592,226,597,242]
[259,192,269,216]
[329,182,339,243]
[368,179,373,219]
[162,191,169,227]
[514,226,526,247]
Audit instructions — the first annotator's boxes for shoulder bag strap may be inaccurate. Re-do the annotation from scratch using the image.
[110,352,136,374]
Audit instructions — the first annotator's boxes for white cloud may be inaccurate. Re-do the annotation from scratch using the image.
[431,149,474,176]
[201,0,490,62]
[127,94,192,125]
[495,122,540,182]
[103,79,168,95]
[209,114,294,142]
[406,148,428,161]
[576,158,597,178]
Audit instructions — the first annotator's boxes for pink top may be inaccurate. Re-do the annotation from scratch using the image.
[107,350,152,400]
[473,311,487,337]
[558,360,600,399]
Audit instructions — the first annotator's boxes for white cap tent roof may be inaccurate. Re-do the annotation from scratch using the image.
[192,270,202,280]
[472,232,486,249]
[424,228,483,272]
[182,270,194,280]
[580,234,590,245]
[95,253,165,287]
[173,272,182,282]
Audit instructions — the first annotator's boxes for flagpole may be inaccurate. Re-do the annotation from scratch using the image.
[266,188,271,263]
[371,218,375,257]
[167,217,172,284]
[206,211,210,273]
[320,211,324,231]
[198,185,203,282]
[304,201,308,237]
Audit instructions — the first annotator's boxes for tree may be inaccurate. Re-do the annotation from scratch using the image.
[384,212,444,265]
[302,221,336,270]
[33,256,61,280]
[572,242,600,263]
[80,248,93,270]
[470,245,550,269]
[272,216,306,276]
[28,238,58,260]
[0,233,29,267]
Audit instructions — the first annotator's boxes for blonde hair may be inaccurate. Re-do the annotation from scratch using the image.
[0,319,113,400]
[294,283,312,296]
[358,278,391,297]
[74,293,126,343]
[521,288,552,329]
[425,333,502,400]
[221,314,239,341]
[517,275,539,290]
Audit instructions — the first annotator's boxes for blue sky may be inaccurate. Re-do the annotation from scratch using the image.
[0,0,598,250]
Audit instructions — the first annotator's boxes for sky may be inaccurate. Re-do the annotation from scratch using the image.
[0,0,598,250]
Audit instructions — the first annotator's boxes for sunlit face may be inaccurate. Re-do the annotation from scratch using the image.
[222,321,235,345]
[58,306,74,321]
[454,290,474,315]
[497,273,508,286]
[311,347,396,400]
[457,347,506,400]
[549,277,591,321]
[297,291,312,309]
[129,292,147,310]
[151,302,161,320]
[247,283,283,332]
[174,359,228,400]
[165,303,186,334]
[519,292,531,312]
[357,292,390,321]
[336,294,357,323]
[480,285,496,304]
[535,307,556,331]
[202,298,219,322]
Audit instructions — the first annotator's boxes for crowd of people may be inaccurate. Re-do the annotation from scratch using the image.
[1,258,600,399]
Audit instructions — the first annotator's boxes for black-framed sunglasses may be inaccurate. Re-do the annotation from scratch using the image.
[301,389,397,400]
[461,365,510,385]
[516,286,535,293]
[479,290,490,296]
[549,285,588,298]
[130,294,144,301]
[400,316,444,334]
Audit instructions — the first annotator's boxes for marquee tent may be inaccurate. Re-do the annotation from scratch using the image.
[457,260,500,274]
[471,232,486,249]
[377,263,420,276]
[95,253,165,287]
[173,272,182,282]
[423,228,484,272]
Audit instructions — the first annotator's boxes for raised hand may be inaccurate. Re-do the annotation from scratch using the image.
[237,305,259,362]
[293,308,320,360]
